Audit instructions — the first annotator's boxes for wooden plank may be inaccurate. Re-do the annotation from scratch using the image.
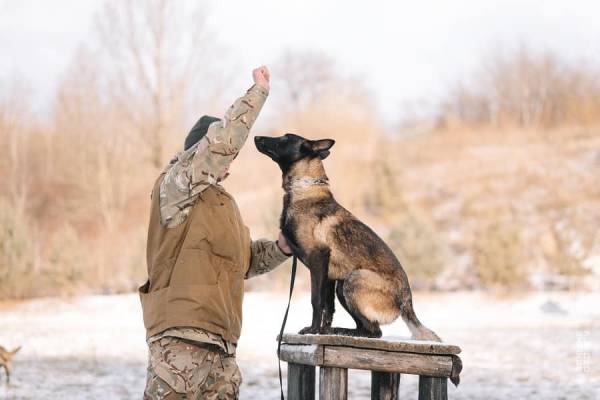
[371,371,400,400]
[288,363,316,400]
[280,334,461,355]
[323,346,453,377]
[279,344,323,366]
[418,376,448,400]
[319,366,348,400]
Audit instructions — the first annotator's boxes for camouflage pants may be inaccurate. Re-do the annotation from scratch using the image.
[144,337,242,400]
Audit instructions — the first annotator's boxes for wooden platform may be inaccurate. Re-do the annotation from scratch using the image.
[278,334,463,400]
[281,334,461,355]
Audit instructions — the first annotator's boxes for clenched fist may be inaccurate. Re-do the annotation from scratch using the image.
[252,66,270,91]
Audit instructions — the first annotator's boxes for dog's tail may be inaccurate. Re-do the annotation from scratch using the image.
[9,346,21,357]
[396,287,442,342]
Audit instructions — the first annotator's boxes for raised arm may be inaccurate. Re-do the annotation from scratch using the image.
[193,67,270,184]
[159,67,270,227]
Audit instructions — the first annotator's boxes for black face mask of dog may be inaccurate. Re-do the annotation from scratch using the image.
[254,133,335,173]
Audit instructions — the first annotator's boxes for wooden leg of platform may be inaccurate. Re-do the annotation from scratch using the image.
[288,363,316,400]
[319,366,348,400]
[418,376,448,400]
[371,371,400,400]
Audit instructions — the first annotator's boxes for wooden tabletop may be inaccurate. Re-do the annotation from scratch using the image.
[280,334,461,355]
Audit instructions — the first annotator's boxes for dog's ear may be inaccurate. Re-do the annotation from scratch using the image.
[309,139,335,159]
[317,151,330,160]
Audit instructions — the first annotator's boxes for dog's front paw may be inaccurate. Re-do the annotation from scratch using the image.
[319,326,334,335]
[298,326,319,335]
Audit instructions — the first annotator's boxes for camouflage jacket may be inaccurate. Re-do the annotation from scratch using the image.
[149,84,289,354]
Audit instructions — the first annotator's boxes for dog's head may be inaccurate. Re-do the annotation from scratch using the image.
[254,133,335,173]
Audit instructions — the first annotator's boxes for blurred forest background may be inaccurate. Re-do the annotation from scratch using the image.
[1,0,599,299]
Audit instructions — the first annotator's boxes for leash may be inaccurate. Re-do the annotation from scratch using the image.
[277,255,298,400]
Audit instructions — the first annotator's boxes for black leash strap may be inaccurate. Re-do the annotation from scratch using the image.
[277,255,297,400]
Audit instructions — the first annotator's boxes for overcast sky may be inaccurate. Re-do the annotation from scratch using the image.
[1,0,600,121]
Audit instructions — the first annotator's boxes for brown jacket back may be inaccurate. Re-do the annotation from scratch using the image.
[139,174,251,343]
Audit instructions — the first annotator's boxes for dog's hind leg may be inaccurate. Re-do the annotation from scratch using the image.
[334,270,403,338]
[397,286,441,342]
[331,280,380,337]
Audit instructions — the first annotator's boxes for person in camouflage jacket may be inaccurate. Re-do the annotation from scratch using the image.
[143,66,292,400]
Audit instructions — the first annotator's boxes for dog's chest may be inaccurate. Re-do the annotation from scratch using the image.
[284,207,340,250]
[283,210,314,245]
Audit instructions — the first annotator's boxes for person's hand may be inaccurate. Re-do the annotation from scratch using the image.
[276,231,293,256]
[252,66,270,91]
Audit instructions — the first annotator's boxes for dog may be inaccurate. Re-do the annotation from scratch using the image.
[255,133,441,341]
[0,345,21,384]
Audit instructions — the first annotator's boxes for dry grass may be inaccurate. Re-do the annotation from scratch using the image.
[440,46,600,129]
[1,31,599,299]
[382,127,600,290]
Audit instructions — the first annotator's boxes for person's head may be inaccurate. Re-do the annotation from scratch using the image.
[184,115,221,151]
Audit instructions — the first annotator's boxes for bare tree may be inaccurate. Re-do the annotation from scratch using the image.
[94,0,223,168]
[0,1,236,298]
[0,78,44,298]
[273,49,339,111]
[440,46,600,129]
[271,48,374,132]
[0,79,32,212]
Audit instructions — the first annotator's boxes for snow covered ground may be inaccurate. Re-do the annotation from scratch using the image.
[0,291,598,399]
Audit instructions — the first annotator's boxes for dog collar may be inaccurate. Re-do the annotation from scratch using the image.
[286,177,329,191]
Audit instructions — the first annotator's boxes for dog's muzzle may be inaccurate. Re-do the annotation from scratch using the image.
[254,136,278,159]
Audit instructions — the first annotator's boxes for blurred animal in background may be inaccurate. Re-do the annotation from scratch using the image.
[0,345,21,384]
[255,133,441,341]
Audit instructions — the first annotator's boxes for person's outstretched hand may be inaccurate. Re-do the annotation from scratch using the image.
[253,66,270,91]
[277,231,293,256]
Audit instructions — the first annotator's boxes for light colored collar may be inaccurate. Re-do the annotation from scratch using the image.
[285,176,329,191]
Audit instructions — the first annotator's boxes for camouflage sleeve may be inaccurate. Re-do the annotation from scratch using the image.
[159,84,268,227]
[191,84,269,185]
[245,239,290,279]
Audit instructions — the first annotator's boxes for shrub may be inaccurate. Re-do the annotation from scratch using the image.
[0,200,40,299]
[472,221,528,289]
[387,211,449,290]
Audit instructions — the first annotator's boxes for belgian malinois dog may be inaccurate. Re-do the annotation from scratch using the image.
[255,133,440,341]
[0,345,21,384]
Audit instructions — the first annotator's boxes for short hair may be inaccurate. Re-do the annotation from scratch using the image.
[184,115,221,151]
